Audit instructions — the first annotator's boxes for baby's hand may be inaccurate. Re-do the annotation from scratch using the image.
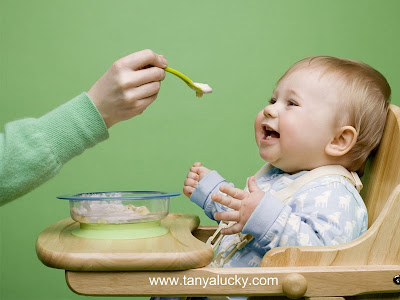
[88,49,168,128]
[183,162,211,198]
[212,176,264,235]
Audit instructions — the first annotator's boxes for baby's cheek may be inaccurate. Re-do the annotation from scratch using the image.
[254,111,264,128]
[282,116,325,154]
[281,117,302,144]
[254,112,264,144]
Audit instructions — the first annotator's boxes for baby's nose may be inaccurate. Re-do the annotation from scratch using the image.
[264,104,278,118]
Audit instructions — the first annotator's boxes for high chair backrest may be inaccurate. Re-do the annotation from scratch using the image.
[360,104,400,227]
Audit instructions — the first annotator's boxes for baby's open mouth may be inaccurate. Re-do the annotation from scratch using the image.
[263,125,280,140]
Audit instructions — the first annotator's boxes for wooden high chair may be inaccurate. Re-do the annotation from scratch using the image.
[38,105,400,299]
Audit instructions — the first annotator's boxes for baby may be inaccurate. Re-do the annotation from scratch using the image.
[183,56,391,269]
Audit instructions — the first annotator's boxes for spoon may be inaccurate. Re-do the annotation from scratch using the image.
[164,67,212,98]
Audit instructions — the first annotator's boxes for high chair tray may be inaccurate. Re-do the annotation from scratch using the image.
[36,213,214,271]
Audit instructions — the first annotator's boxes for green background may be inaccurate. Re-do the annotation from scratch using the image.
[1,0,400,299]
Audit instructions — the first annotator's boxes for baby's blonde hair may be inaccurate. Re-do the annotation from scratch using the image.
[279,56,391,176]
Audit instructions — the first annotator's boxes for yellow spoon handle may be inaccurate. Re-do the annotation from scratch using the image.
[164,67,201,92]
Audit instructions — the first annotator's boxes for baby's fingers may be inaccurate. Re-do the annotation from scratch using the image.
[221,223,243,235]
[187,172,199,181]
[184,178,198,188]
[211,193,241,210]
[214,211,239,222]
[219,185,247,200]
[190,166,202,173]
[183,186,194,198]
[190,166,211,181]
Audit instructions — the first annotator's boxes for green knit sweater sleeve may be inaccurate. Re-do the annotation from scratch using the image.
[0,93,109,206]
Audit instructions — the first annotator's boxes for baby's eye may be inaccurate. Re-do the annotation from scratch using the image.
[287,100,298,106]
[269,98,276,105]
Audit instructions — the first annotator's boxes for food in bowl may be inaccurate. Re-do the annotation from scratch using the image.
[57,191,180,224]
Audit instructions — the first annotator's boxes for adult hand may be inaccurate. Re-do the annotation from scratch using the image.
[212,176,264,234]
[88,49,168,128]
[183,162,212,198]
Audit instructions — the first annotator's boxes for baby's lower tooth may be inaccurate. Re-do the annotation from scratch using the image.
[267,135,271,140]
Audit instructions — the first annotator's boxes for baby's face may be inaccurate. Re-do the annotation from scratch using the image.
[254,67,341,173]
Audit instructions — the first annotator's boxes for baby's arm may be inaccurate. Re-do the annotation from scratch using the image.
[242,180,368,249]
[184,162,235,221]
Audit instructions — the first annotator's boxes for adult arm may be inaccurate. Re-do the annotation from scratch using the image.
[0,93,108,206]
[0,49,168,205]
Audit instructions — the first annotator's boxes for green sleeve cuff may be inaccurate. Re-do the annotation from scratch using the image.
[38,92,109,164]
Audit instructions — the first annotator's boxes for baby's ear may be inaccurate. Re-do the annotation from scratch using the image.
[325,126,358,157]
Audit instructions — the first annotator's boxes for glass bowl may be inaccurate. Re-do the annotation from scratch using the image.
[57,191,180,225]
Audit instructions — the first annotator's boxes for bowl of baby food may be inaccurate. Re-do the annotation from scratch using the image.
[58,191,180,224]
[58,191,180,240]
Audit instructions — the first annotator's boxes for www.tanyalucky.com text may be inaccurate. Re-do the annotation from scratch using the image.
[148,275,279,289]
